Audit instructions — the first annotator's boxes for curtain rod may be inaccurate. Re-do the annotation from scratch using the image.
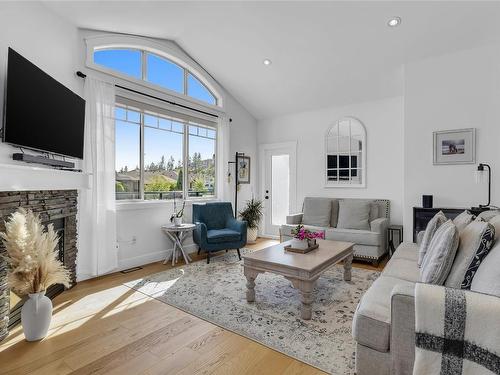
[76,71,226,120]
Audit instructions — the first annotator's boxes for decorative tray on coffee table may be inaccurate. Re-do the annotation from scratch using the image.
[283,243,319,254]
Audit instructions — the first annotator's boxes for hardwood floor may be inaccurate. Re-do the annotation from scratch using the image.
[0,239,385,375]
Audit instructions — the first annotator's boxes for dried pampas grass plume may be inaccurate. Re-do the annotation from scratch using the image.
[0,208,70,295]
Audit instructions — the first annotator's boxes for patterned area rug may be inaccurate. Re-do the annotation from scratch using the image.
[124,249,379,374]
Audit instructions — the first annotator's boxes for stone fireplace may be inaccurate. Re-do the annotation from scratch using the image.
[0,190,78,339]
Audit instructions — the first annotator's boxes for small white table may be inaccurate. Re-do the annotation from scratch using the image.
[161,223,196,266]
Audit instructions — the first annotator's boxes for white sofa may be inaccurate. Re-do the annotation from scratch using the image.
[280,197,390,263]
[352,212,500,375]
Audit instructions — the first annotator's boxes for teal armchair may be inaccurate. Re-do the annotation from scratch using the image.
[192,202,247,263]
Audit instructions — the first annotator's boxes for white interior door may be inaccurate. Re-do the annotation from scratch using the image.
[260,142,297,238]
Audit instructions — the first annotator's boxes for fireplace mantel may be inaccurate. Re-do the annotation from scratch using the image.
[0,163,91,191]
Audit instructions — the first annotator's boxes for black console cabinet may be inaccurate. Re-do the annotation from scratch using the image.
[412,206,491,241]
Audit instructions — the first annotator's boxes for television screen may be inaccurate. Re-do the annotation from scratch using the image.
[3,48,86,159]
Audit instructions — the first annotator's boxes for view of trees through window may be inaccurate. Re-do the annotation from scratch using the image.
[115,104,216,201]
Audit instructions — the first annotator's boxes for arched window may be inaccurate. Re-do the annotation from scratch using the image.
[325,117,366,187]
[92,47,218,106]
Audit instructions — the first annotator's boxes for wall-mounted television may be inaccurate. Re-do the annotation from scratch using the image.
[3,48,86,159]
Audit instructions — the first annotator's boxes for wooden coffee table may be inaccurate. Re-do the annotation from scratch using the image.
[242,239,354,320]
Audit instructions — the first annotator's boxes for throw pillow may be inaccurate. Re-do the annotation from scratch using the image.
[445,221,495,289]
[452,210,474,232]
[336,200,371,230]
[470,242,500,297]
[420,220,459,285]
[418,211,447,267]
[488,215,500,241]
[302,197,332,227]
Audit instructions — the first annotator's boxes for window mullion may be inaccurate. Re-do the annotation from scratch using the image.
[140,111,145,200]
[183,122,189,199]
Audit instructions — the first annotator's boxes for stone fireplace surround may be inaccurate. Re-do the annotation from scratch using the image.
[0,190,78,340]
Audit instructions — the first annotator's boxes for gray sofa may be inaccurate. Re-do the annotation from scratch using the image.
[352,212,500,375]
[280,197,390,263]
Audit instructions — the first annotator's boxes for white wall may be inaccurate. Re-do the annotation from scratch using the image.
[403,44,500,240]
[258,96,404,224]
[0,2,83,167]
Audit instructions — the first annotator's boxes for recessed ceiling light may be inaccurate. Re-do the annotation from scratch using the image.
[263,59,272,66]
[387,17,401,27]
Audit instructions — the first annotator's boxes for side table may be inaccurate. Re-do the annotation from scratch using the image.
[388,224,403,257]
[161,223,196,266]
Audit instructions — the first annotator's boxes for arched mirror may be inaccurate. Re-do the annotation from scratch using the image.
[325,117,366,187]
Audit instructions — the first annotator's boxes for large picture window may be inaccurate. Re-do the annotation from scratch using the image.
[114,99,217,201]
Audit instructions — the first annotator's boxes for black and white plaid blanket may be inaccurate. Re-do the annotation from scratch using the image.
[414,283,500,375]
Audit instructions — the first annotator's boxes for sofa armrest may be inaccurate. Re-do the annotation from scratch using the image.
[416,231,425,246]
[286,213,303,225]
[390,284,416,375]
[193,221,208,246]
[226,218,247,241]
[370,217,388,233]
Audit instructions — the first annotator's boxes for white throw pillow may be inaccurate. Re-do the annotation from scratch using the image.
[336,200,371,230]
[488,215,500,241]
[418,211,447,267]
[420,220,459,285]
[452,210,474,232]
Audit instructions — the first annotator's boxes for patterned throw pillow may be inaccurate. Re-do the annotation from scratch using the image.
[452,210,474,232]
[420,220,460,285]
[418,211,447,267]
[445,221,495,289]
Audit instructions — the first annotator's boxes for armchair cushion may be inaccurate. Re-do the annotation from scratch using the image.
[337,200,371,230]
[207,228,241,243]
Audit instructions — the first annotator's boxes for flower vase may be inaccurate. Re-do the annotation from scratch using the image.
[291,238,309,250]
[21,291,52,341]
[307,238,317,247]
[173,217,182,226]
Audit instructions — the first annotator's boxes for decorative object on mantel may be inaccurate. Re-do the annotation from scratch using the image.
[170,198,185,226]
[433,128,475,165]
[286,225,325,253]
[0,209,70,341]
[238,197,263,244]
[422,194,433,208]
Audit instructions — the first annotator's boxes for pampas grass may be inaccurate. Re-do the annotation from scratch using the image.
[0,208,70,295]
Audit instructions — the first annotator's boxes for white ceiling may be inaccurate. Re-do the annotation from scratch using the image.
[43,1,500,120]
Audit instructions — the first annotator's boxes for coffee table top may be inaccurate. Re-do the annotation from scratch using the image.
[243,239,354,272]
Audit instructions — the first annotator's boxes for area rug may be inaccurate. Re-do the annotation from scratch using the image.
[124,249,379,374]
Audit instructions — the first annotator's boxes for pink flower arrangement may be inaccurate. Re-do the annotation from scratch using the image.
[291,225,325,241]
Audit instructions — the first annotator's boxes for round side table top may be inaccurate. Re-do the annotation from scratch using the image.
[161,223,196,232]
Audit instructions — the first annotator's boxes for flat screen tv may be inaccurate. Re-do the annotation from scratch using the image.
[3,48,85,159]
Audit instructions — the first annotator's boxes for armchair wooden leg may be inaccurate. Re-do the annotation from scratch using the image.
[197,247,201,255]
[236,248,241,260]
[226,249,228,252]
[207,251,210,264]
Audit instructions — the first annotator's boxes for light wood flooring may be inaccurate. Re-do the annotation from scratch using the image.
[0,239,385,375]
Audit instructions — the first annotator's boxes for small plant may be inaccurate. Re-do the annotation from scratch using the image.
[0,208,70,295]
[239,198,264,229]
[291,224,325,241]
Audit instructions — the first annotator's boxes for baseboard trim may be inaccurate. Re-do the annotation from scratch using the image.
[117,243,198,272]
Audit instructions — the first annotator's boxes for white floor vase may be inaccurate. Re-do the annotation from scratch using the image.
[21,291,52,341]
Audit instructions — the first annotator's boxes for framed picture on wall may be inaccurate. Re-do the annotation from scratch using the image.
[237,155,251,184]
[433,128,476,165]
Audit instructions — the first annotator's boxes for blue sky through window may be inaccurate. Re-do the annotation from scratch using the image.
[94,49,142,79]
[146,53,184,94]
[188,73,216,105]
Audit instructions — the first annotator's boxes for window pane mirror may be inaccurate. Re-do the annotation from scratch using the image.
[325,117,366,187]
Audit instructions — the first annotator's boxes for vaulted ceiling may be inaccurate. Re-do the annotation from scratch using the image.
[43,1,500,120]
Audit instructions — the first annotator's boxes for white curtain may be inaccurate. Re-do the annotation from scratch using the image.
[217,115,231,201]
[77,77,117,279]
